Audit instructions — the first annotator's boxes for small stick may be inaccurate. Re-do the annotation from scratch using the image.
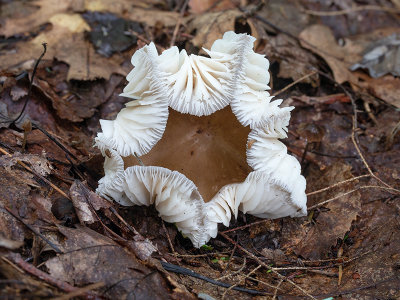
[162,220,176,255]
[308,185,399,210]
[12,43,47,124]
[302,5,400,16]
[2,205,63,253]
[221,264,262,299]
[11,254,76,292]
[220,232,317,299]
[170,0,189,47]
[306,175,370,196]
[109,206,141,236]
[161,261,269,295]
[272,278,284,300]
[272,71,317,97]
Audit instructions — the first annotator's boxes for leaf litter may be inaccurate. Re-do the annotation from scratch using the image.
[0,0,400,299]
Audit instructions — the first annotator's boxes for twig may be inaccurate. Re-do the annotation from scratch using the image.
[109,206,141,236]
[221,219,269,234]
[160,261,269,295]
[10,254,76,293]
[308,185,399,210]
[162,220,176,255]
[216,257,246,281]
[9,43,47,124]
[302,5,400,16]
[170,251,230,258]
[2,205,63,253]
[351,126,398,191]
[221,264,262,299]
[306,175,370,196]
[272,71,317,97]
[272,279,284,300]
[32,123,78,160]
[219,232,317,299]
[170,0,189,47]
[221,236,238,275]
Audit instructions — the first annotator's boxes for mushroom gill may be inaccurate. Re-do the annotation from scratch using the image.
[124,107,252,202]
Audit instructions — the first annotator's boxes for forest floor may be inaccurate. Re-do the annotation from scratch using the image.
[0,0,400,299]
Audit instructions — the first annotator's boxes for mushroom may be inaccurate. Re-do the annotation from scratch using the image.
[95,31,307,247]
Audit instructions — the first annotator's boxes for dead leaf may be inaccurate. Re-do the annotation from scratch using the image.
[350,33,400,78]
[0,0,74,37]
[189,0,236,14]
[299,25,400,108]
[299,24,362,84]
[364,75,400,109]
[83,11,142,57]
[264,33,320,86]
[0,236,23,250]
[187,10,242,49]
[84,1,180,27]
[0,166,31,243]
[0,13,126,80]
[69,180,111,224]
[295,163,361,259]
[257,0,312,37]
[0,152,52,176]
[45,225,170,299]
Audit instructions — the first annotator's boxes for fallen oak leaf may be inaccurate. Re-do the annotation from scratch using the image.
[0,13,126,80]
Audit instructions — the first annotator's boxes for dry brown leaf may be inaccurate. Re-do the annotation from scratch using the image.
[364,75,400,109]
[299,24,362,84]
[0,0,74,37]
[0,236,23,250]
[299,25,400,108]
[84,1,180,27]
[187,9,242,49]
[0,13,126,80]
[45,225,170,299]
[295,163,361,259]
[189,0,236,14]
[69,180,111,224]
[264,33,320,86]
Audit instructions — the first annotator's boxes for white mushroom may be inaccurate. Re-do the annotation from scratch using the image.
[95,31,308,248]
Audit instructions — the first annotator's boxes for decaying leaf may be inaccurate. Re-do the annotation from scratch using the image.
[299,24,400,108]
[264,33,320,86]
[189,0,236,14]
[350,33,400,78]
[83,11,143,57]
[0,152,52,176]
[0,236,23,250]
[187,10,242,49]
[363,75,400,109]
[69,180,111,224]
[295,163,361,259]
[0,13,126,80]
[299,24,362,84]
[45,225,170,299]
